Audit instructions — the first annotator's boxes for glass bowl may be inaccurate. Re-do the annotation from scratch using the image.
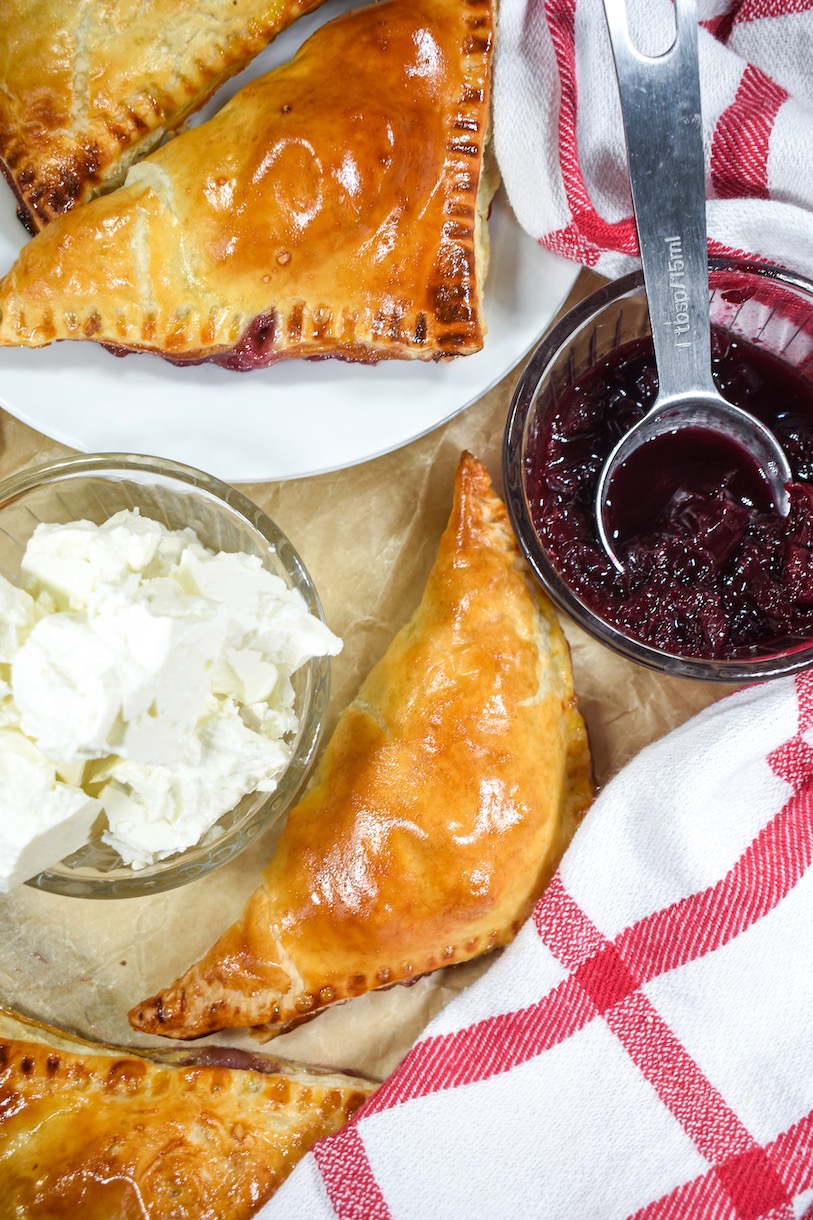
[0,453,331,898]
[504,258,813,682]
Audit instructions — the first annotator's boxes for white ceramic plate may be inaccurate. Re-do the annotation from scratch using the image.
[0,1,579,484]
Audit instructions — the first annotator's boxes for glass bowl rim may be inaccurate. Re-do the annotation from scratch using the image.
[0,451,331,897]
[503,257,813,682]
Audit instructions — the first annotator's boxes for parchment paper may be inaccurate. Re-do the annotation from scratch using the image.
[0,270,738,1083]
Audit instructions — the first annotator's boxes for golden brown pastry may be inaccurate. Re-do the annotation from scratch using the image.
[0,0,327,232]
[0,1004,374,1218]
[0,0,496,366]
[130,453,593,1042]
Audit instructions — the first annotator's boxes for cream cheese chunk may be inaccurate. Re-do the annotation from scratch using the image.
[0,729,102,892]
[0,509,341,881]
[19,512,176,610]
[97,697,291,864]
[0,577,39,663]
[13,594,229,766]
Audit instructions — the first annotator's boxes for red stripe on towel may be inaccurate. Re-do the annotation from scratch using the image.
[313,1125,391,1220]
[711,63,788,199]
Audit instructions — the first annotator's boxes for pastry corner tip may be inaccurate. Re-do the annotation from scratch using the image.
[454,449,491,499]
[452,449,510,535]
[127,993,163,1035]
[127,990,190,1039]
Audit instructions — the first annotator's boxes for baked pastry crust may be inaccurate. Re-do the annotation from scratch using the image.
[0,1004,374,1217]
[0,0,327,232]
[130,453,593,1042]
[0,0,495,366]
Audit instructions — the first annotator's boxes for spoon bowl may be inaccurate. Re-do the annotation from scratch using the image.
[596,391,793,569]
[596,0,791,571]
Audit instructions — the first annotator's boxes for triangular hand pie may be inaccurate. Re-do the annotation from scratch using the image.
[0,0,326,232]
[0,1005,374,1217]
[0,0,496,366]
[130,454,593,1042]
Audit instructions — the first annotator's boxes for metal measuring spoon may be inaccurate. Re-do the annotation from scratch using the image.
[595,0,791,572]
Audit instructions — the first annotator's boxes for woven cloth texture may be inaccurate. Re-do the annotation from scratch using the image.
[493,0,813,278]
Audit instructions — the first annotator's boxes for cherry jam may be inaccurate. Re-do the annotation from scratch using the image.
[526,330,813,659]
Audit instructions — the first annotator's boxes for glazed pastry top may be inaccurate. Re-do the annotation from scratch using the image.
[0,0,495,366]
[0,0,327,230]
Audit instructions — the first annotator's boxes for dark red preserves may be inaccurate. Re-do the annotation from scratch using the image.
[526,330,813,659]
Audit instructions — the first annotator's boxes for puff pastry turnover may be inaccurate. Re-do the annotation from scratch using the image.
[0,1005,374,1218]
[0,0,496,366]
[0,0,327,232]
[130,453,593,1042]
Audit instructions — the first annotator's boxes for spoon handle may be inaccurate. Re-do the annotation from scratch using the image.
[603,0,716,402]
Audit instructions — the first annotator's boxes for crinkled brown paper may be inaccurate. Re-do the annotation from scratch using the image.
[0,270,737,1082]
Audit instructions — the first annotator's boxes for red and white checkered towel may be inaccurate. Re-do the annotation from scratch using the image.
[260,669,813,1219]
[492,0,813,280]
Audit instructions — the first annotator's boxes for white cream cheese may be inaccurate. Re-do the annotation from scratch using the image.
[96,697,291,864]
[0,509,340,883]
[0,729,102,893]
[0,577,39,663]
